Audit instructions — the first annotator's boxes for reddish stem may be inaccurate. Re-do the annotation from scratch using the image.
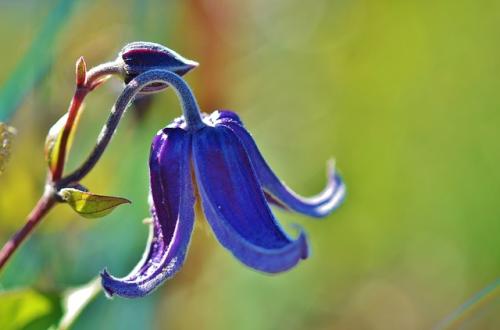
[0,61,121,272]
[51,88,88,181]
[52,60,121,181]
[0,189,56,270]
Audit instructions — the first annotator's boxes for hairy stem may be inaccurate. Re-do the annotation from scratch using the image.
[51,61,121,181]
[51,88,87,180]
[58,69,203,187]
[0,186,56,270]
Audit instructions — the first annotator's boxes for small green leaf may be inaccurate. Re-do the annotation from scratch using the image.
[45,114,68,175]
[44,110,82,176]
[0,122,16,175]
[59,188,131,219]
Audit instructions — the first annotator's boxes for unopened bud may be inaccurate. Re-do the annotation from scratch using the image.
[76,56,87,87]
[119,41,198,93]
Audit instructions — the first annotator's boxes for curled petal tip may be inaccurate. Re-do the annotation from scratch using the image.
[249,229,309,274]
[100,268,157,298]
[186,59,199,68]
[298,231,309,260]
[100,269,115,298]
[323,161,346,214]
[101,129,195,299]
[220,119,346,218]
[289,225,310,259]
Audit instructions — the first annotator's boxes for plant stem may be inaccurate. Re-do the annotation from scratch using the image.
[58,69,203,187]
[51,88,87,181]
[51,61,121,181]
[0,186,56,270]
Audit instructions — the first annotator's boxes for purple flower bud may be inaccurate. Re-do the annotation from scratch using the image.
[119,42,198,93]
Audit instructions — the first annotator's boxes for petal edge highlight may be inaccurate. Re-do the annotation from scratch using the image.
[101,128,195,298]
[221,119,345,218]
[193,125,308,273]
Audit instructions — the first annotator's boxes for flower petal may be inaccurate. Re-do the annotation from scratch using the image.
[193,125,308,273]
[220,117,345,218]
[101,128,195,298]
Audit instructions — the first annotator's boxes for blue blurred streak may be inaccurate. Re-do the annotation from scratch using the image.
[0,0,80,122]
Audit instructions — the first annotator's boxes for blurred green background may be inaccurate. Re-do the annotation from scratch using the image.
[0,0,499,329]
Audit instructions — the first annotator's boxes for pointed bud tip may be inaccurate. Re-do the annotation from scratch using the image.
[76,56,87,87]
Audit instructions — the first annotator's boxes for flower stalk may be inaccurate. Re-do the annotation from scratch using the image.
[51,59,122,181]
[58,69,203,188]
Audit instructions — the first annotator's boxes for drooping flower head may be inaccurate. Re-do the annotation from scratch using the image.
[100,67,345,298]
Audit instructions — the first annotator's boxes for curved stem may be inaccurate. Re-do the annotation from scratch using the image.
[58,69,203,187]
[0,68,201,271]
[51,61,122,181]
[86,61,123,90]
[51,89,87,181]
[0,186,56,270]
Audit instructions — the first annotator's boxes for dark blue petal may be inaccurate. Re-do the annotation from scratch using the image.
[101,128,195,298]
[120,41,198,93]
[220,117,345,218]
[193,125,308,273]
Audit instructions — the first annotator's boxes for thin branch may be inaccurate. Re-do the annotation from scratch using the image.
[0,186,56,270]
[58,69,202,188]
[51,61,121,181]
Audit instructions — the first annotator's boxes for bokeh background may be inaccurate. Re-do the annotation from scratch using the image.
[0,0,499,329]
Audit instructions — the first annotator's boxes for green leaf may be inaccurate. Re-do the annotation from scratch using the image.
[45,114,68,174]
[44,109,82,176]
[59,188,131,219]
[0,122,16,175]
[0,289,62,330]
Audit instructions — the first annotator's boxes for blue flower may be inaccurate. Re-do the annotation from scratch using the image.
[98,67,345,298]
[101,109,345,298]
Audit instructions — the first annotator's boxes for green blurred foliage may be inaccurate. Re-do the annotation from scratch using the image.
[0,0,499,329]
[0,289,62,330]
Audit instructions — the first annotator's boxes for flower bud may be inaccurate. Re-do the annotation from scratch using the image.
[119,42,198,93]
